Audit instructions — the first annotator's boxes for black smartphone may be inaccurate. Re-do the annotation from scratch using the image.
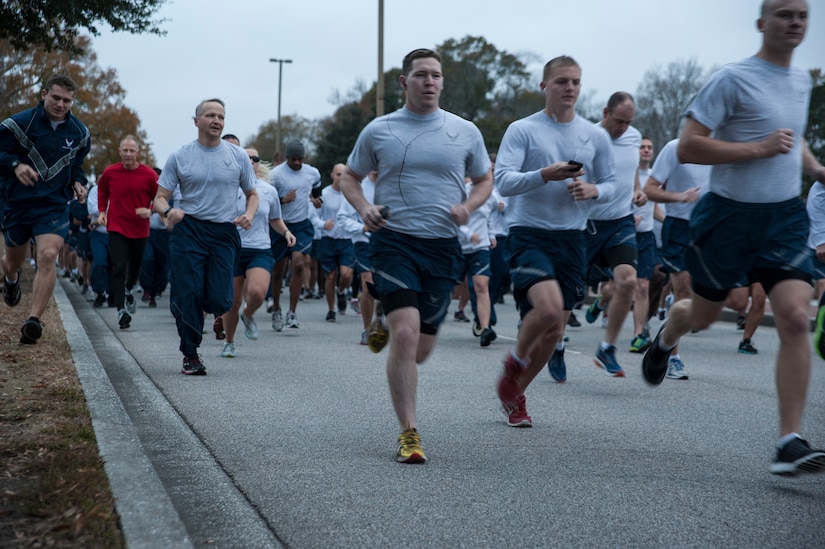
[567,160,583,171]
[379,206,390,219]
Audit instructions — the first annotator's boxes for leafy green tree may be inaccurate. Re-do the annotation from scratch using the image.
[247,115,318,166]
[438,36,532,124]
[311,69,404,185]
[634,59,710,153]
[0,0,167,53]
[0,37,154,177]
[314,100,374,186]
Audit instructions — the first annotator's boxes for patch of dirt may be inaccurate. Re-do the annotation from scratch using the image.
[0,264,124,547]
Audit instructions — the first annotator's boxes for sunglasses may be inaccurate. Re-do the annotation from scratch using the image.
[249,155,260,162]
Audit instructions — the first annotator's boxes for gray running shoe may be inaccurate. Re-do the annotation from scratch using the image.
[125,293,136,314]
[666,356,689,380]
[221,342,235,358]
[285,311,300,328]
[271,310,283,332]
[241,313,258,340]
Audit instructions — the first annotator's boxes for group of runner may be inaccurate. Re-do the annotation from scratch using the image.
[2,0,824,476]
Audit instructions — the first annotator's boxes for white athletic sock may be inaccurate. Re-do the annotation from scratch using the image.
[777,432,800,448]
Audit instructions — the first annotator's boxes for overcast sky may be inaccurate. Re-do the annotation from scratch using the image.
[91,0,824,166]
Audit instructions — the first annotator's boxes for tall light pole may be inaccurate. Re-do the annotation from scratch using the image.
[269,58,292,155]
[376,0,384,117]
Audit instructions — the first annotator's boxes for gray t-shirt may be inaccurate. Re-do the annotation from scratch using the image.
[158,140,256,223]
[684,56,811,204]
[649,139,710,220]
[347,107,490,239]
[495,111,617,231]
[269,162,322,224]
[235,181,282,250]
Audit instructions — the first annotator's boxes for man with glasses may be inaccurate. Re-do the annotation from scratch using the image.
[220,147,294,358]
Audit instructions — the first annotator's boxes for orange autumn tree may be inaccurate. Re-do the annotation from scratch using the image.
[0,36,155,179]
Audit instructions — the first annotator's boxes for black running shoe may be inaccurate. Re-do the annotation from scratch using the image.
[738,339,758,355]
[181,355,206,376]
[567,312,581,327]
[118,309,132,329]
[20,316,42,344]
[769,437,825,476]
[93,293,106,308]
[642,323,672,386]
[3,269,22,306]
[479,327,497,347]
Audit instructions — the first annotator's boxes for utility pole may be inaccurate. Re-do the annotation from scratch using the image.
[377,0,384,117]
[269,58,293,154]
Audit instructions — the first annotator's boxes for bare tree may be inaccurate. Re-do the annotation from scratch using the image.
[634,59,710,152]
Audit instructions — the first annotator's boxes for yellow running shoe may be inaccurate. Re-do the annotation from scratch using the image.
[396,428,427,463]
[368,317,389,353]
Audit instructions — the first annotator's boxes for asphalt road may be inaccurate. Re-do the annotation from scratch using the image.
[56,279,825,548]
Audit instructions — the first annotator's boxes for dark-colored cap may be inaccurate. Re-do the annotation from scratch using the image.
[285,140,305,159]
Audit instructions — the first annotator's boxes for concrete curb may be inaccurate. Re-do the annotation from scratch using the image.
[53,281,193,548]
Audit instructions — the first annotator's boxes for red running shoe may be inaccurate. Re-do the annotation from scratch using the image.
[507,395,532,428]
[497,353,525,413]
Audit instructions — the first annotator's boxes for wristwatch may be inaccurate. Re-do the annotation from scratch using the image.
[161,206,173,218]
[10,159,19,171]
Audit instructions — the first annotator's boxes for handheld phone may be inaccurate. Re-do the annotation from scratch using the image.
[567,160,583,171]
[380,206,390,219]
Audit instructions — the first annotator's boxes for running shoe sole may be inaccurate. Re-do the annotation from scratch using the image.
[770,447,825,476]
[593,353,625,378]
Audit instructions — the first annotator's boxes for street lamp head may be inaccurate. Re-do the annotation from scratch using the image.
[269,58,293,64]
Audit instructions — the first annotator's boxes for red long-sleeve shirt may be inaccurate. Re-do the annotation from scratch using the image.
[96,163,159,239]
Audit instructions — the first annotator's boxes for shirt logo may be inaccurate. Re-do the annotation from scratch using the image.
[63,139,74,150]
